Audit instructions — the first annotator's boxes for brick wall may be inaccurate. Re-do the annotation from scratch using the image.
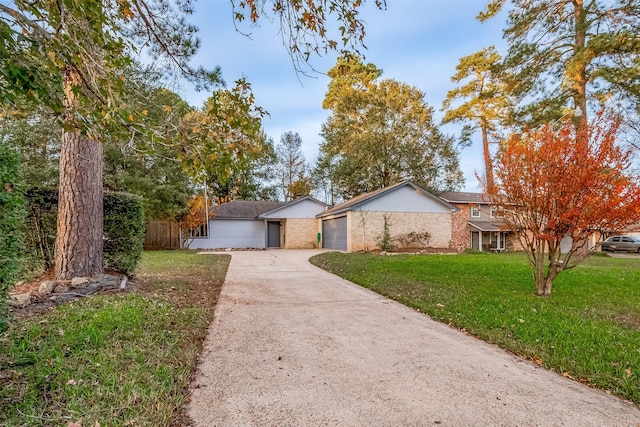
[284,218,320,249]
[348,211,452,252]
[450,204,470,251]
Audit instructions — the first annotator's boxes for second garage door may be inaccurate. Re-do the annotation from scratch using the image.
[322,216,347,250]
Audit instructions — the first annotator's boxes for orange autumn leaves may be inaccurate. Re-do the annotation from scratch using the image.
[486,113,640,295]
[488,113,640,240]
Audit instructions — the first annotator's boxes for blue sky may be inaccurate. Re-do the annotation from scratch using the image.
[177,1,509,192]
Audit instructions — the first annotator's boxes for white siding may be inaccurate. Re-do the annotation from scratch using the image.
[190,219,265,249]
[359,186,452,213]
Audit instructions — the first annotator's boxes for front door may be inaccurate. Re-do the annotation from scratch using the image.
[471,231,479,250]
[268,221,281,248]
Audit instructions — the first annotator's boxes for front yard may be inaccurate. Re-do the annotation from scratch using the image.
[0,251,230,426]
[3,249,639,425]
[310,251,640,404]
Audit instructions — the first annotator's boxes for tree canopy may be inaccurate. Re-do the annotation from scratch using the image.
[207,133,278,203]
[319,54,464,199]
[442,46,514,190]
[479,0,640,127]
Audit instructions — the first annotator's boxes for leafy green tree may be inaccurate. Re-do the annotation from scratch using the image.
[320,55,464,199]
[310,152,341,205]
[0,106,59,188]
[180,80,268,203]
[442,46,513,191]
[0,0,385,279]
[103,81,196,221]
[208,134,278,202]
[480,0,640,128]
[1,73,196,221]
[0,1,219,279]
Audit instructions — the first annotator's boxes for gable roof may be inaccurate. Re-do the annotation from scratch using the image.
[258,196,330,218]
[440,191,488,205]
[211,200,287,219]
[317,181,458,218]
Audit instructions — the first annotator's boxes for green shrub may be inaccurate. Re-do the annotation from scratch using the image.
[0,146,26,330]
[24,189,145,276]
[23,187,58,275]
[376,214,397,252]
[104,192,145,275]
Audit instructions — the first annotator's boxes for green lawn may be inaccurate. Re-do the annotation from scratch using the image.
[0,251,230,427]
[310,251,640,403]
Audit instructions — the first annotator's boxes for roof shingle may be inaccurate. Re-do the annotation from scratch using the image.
[440,191,488,204]
[211,200,287,219]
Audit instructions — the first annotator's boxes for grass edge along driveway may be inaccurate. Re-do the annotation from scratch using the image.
[0,251,230,427]
[310,251,640,405]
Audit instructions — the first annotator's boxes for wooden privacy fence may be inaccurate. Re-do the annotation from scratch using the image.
[144,221,181,250]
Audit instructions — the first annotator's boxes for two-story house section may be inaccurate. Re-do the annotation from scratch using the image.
[440,191,513,252]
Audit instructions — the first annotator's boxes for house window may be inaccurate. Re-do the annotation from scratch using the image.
[471,206,480,218]
[490,206,497,218]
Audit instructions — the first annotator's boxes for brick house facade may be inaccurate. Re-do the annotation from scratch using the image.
[441,191,519,252]
[317,181,459,252]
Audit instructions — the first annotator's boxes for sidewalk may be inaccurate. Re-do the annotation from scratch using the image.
[188,250,640,426]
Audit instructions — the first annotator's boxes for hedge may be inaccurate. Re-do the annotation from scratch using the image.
[0,146,26,330]
[103,192,146,274]
[25,189,145,276]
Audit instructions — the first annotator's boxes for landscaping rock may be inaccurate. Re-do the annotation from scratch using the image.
[10,272,127,317]
[96,274,119,288]
[8,293,31,308]
[53,284,69,294]
[71,277,91,287]
[49,294,75,304]
[39,280,58,295]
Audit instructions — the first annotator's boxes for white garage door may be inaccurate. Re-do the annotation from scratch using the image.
[191,220,265,249]
[322,217,347,250]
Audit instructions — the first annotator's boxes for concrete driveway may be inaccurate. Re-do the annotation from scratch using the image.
[187,250,640,426]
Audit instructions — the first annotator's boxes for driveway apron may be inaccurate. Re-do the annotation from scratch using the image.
[187,250,640,426]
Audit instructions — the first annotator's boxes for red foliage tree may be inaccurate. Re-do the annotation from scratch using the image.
[487,114,640,295]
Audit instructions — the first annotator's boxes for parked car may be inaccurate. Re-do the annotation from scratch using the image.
[600,235,640,253]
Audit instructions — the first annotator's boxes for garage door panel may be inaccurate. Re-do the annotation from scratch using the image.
[322,217,347,250]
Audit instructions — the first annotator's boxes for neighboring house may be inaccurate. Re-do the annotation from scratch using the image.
[440,191,514,252]
[317,181,459,251]
[624,223,640,239]
[442,191,610,253]
[189,197,329,250]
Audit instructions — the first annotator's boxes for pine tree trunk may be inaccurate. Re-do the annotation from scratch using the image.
[573,0,588,126]
[54,131,103,280]
[481,122,494,191]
